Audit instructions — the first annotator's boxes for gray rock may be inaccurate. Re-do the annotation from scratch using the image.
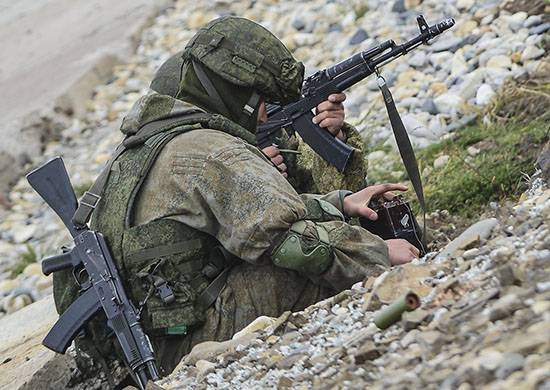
[0,295,73,389]
[292,18,306,31]
[521,46,545,61]
[438,218,499,259]
[523,15,543,28]
[434,93,464,115]
[328,23,343,33]
[421,98,438,115]
[495,353,525,379]
[457,69,485,100]
[433,155,450,169]
[475,84,495,106]
[408,52,427,67]
[353,341,381,363]
[529,22,550,35]
[391,0,406,13]
[430,37,464,53]
[349,29,369,45]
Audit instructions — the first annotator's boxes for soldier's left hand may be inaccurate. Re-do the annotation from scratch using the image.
[343,183,408,220]
[313,93,346,140]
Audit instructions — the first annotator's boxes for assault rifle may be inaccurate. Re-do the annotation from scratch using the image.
[26,157,159,390]
[256,15,455,172]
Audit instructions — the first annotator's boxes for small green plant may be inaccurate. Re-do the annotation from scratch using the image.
[354,4,369,20]
[10,244,38,278]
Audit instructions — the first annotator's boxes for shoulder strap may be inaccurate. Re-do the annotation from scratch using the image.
[72,112,207,227]
[377,75,427,248]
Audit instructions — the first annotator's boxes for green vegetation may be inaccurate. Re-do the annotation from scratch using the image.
[354,4,369,20]
[417,119,548,218]
[10,244,38,278]
[368,69,549,219]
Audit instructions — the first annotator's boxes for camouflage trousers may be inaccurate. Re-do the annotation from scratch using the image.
[152,262,335,375]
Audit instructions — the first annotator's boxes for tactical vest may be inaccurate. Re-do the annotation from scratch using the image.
[52,111,248,357]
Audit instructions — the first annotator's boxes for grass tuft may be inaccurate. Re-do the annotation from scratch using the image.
[10,244,38,278]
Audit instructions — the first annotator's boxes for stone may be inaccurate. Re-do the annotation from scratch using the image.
[506,12,528,32]
[475,84,495,106]
[354,341,380,364]
[438,218,499,259]
[232,316,277,340]
[434,93,464,115]
[391,0,406,13]
[433,155,450,169]
[22,262,42,277]
[370,263,434,304]
[421,98,438,115]
[349,29,369,45]
[402,309,431,331]
[401,329,420,348]
[521,46,545,62]
[486,55,512,69]
[408,52,427,68]
[495,353,525,379]
[456,20,478,37]
[523,15,543,28]
[457,69,485,100]
[0,295,73,389]
[12,224,37,244]
[529,22,550,35]
[195,359,217,378]
[417,330,445,353]
[291,18,305,31]
[0,279,20,295]
[467,146,480,156]
[431,37,464,53]
[4,294,33,314]
[456,0,474,10]
[488,294,522,321]
[182,333,258,366]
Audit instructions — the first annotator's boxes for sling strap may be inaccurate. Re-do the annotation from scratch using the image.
[377,75,427,250]
[72,112,208,227]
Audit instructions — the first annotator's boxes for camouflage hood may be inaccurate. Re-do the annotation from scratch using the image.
[120,91,256,144]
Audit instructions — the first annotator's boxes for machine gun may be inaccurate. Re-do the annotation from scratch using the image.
[26,157,159,390]
[256,15,455,172]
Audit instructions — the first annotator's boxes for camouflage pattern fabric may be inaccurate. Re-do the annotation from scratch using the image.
[184,16,304,105]
[125,93,390,373]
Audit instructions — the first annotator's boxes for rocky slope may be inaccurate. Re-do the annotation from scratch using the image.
[0,0,548,387]
[161,178,550,389]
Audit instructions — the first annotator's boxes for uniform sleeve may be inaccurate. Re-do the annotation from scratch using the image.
[296,122,368,194]
[135,130,389,287]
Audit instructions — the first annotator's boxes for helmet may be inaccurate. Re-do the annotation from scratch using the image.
[182,16,304,105]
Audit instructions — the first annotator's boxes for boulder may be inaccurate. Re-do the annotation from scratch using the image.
[0,295,74,390]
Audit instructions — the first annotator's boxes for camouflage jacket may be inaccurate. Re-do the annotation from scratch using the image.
[125,92,390,291]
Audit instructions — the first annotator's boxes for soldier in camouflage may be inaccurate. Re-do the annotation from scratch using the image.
[55,16,420,378]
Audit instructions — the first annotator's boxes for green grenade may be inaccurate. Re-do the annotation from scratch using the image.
[374,291,421,330]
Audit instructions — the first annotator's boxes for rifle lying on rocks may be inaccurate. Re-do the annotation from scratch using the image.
[256,15,455,172]
[26,157,159,390]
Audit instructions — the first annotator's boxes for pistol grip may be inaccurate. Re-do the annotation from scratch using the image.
[42,251,73,276]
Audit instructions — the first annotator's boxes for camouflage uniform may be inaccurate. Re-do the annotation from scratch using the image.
[56,16,390,377]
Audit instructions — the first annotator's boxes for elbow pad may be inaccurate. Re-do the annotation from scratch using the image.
[271,220,333,276]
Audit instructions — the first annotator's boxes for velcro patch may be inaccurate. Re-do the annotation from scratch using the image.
[232,55,257,73]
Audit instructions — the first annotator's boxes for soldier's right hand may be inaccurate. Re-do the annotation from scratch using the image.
[262,145,288,177]
[385,239,419,265]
